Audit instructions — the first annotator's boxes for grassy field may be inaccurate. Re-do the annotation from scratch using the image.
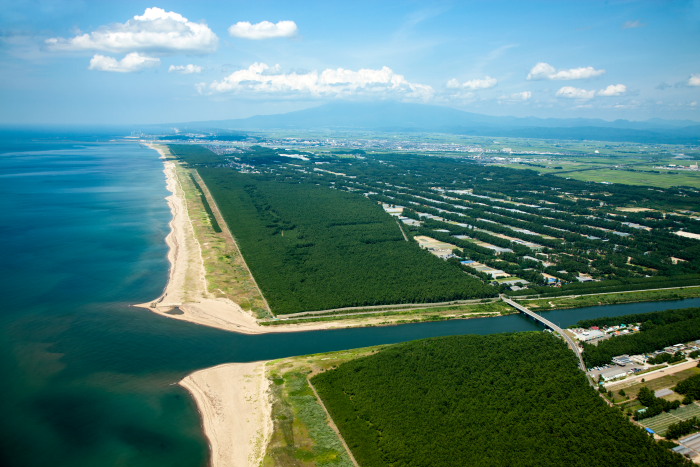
[553,168,700,189]
[263,347,383,466]
[642,402,700,436]
[611,368,700,400]
[261,300,511,327]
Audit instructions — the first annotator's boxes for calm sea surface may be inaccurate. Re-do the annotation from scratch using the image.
[2,131,700,466]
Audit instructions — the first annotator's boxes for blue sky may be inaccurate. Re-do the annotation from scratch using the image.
[1,0,699,124]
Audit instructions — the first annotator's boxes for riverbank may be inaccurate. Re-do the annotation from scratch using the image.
[179,362,272,467]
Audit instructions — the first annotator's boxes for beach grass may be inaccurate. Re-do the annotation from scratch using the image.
[175,163,270,318]
[263,347,382,466]
[260,300,512,327]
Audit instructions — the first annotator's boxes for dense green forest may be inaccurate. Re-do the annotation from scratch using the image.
[575,307,700,329]
[195,166,492,313]
[312,333,688,466]
[675,374,700,401]
[166,142,700,308]
[579,308,700,367]
[635,386,681,420]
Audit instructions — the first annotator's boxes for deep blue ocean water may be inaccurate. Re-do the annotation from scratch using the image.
[2,130,700,466]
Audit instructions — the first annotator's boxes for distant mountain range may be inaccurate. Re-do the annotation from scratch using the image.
[170,102,700,144]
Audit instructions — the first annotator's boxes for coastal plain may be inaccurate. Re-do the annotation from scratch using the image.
[140,138,700,466]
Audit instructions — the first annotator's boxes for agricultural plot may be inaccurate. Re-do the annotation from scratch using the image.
[642,403,700,436]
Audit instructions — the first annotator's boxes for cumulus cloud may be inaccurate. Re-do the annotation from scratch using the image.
[169,64,203,74]
[199,63,434,100]
[556,84,627,99]
[528,62,605,80]
[555,86,596,99]
[597,84,627,96]
[88,52,160,72]
[228,20,298,39]
[446,76,497,90]
[46,7,218,54]
[689,74,700,87]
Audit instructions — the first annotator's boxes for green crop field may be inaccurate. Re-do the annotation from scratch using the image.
[642,403,700,435]
[312,332,688,466]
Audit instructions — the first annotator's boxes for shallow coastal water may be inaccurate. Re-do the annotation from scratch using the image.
[2,131,700,466]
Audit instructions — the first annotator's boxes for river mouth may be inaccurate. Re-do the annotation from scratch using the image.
[3,137,700,467]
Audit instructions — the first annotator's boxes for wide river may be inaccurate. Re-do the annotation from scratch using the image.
[2,131,699,466]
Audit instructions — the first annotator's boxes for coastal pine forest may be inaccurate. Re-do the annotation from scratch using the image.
[311,332,690,466]
[167,142,700,315]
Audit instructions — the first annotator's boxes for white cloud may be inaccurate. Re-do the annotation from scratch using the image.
[169,64,203,74]
[597,84,627,96]
[689,74,700,87]
[501,91,532,101]
[447,76,497,90]
[47,7,218,54]
[528,62,605,80]
[555,86,596,99]
[200,63,434,100]
[556,84,627,100]
[88,52,160,72]
[228,20,298,39]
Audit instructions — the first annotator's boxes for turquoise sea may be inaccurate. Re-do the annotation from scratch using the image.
[3,129,700,466]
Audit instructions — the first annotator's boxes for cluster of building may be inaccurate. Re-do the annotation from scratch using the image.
[571,323,641,343]
[588,337,700,383]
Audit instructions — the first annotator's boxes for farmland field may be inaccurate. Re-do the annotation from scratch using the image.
[642,403,700,435]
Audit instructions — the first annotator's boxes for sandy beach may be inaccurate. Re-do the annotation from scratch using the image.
[180,362,272,467]
[137,143,443,335]
[139,143,366,467]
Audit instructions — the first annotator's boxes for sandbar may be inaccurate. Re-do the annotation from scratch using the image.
[180,361,272,467]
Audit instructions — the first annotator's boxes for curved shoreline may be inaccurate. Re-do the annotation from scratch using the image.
[138,143,385,467]
[179,362,272,467]
[136,142,409,335]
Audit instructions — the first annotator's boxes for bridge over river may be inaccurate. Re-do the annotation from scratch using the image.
[501,296,588,375]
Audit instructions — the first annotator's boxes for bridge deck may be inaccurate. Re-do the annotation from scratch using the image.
[501,296,588,374]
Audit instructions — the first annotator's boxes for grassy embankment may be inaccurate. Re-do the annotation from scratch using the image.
[166,153,270,317]
[263,346,384,466]
[260,300,511,327]
[522,286,700,311]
